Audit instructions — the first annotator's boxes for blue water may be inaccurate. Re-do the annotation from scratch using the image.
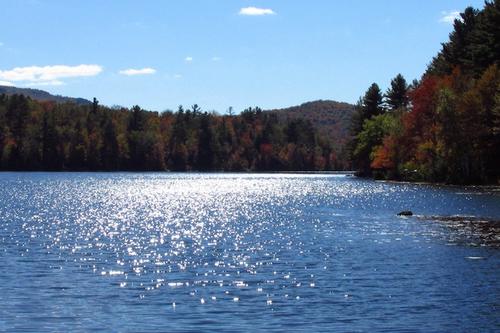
[0,173,499,332]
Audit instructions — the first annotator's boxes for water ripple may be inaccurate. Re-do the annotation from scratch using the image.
[0,173,499,332]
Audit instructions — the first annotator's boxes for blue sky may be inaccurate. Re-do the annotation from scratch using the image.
[0,0,486,112]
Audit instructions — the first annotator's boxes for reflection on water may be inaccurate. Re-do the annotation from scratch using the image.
[0,173,499,332]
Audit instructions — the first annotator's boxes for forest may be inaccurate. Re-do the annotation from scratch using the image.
[350,0,500,184]
[1,1,498,182]
[0,97,342,172]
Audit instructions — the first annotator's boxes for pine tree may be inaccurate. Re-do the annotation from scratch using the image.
[362,83,385,118]
[385,74,409,110]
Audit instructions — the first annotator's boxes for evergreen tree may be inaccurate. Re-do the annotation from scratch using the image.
[41,112,61,170]
[102,116,119,170]
[197,114,215,170]
[385,74,409,110]
[362,83,385,118]
[349,84,384,174]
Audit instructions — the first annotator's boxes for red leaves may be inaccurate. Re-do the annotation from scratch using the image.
[371,135,397,170]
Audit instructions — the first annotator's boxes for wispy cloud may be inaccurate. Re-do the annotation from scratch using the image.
[185,56,193,63]
[0,80,14,86]
[0,64,103,85]
[119,67,156,76]
[211,56,221,62]
[173,74,182,79]
[26,80,65,87]
[0,42,4,47]
[239,7,275,16]
[439,10,461,24]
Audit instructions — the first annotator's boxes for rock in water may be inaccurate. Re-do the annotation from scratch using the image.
[398,210,413,216]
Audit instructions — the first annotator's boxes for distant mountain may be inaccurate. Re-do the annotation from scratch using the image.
[266,100,355,147]
[0,85,92,105]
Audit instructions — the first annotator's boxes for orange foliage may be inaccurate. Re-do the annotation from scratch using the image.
[371,136,396,169]
[259,143,273,156]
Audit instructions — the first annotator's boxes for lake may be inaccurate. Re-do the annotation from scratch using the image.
[0,173,499,332]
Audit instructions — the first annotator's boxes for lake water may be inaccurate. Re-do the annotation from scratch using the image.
[0,173,499,332]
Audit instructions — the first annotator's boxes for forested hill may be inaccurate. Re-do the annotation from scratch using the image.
[267,100,355,147]
[0,85,91,105]
[0,96,350,171]
[349,0,500,184]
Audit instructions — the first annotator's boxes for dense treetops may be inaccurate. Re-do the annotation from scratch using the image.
[427,1,500,78]
[350,0,500,184]
[0,96,345,171]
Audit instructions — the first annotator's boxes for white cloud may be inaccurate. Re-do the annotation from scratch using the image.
[440,10,461,24]
[0,64,103,85]
[173,74,182,79]
[119,67,156,76]
[239,7,275,16]
[185,56,193,63]
[0,80,14,86]
[211,56,221,61]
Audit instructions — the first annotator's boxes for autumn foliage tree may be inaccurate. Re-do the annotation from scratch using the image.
[350,0,500,184]
[0,96,339,172]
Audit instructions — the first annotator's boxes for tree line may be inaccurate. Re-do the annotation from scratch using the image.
[349,1,500,184]
[0,97,342,171]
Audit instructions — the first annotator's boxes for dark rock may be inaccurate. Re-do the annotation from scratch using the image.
[398,210,413,216]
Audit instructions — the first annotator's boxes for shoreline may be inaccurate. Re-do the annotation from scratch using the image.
[373,178,500,190]
[0,170,356,175]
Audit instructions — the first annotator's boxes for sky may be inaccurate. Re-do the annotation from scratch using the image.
[0,0,487,112]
